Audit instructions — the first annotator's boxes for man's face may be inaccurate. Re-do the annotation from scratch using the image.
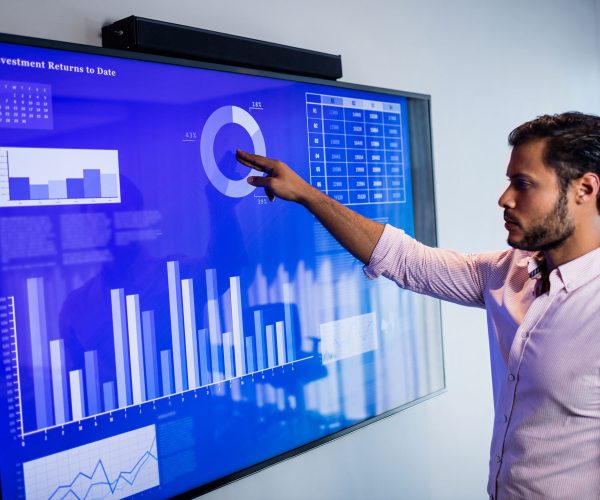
[498,140,575,251]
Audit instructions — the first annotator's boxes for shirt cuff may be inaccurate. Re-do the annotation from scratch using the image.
[363,224,407,279]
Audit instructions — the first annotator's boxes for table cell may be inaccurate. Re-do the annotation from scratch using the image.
[347,136,366,148]
[310,147,325,162]
[306,93,321,103]
[387,177,404,189]
[365,110,383,123]
[369,177,386,190]
[383,112,401,124]
[307,104,322,118]
[386,138,402,149]
[328,191,349,204]
[311,177,326,190]
[388,189,405,202]
[382,102,401,113]
[344,108,364,122]
[327,177,348,191]
[326,164,347,176]
[324,120,344,134]
[321,95,343,105]
[386,164,403,176]
[349,190,369,204]
[309,133,323,147]
[367,138,384,149]
[349,178,368,190]
[386,151,402,163]
[368,164,384,175]
[369,190,387,203]
[368,151,384,163]
[346,123,365,135]
[347,149,367,162]
[323,105,344,120]
[384,125,400,137]
[310,163,325,176]
[326,150,346,163]
[324,134,346,148]
[308,118,322,132]
[366,124,383,136]
[348,163,368,176]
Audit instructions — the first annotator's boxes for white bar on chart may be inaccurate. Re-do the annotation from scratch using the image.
[222,332,233,379]
[181,278,200,389]
[69,370,85,421]
[229,276,246,377]
[160,349,174,396]
[275,321,286,366]
[197,329,211,386]
[265,324,276,368]
[126,294,146,404]
[141,311,159,400]
[103,381,116,411]
[282,283,296,362]
[254,310,266,371]
[49,340,69,424]
[27,277,53,429]
[245,336,256,373]
[206,269,223,382]
[111,288,132,408]
[167,261,187,393]
[84,350,101,416]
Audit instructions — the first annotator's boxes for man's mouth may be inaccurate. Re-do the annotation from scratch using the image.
[504,213,520,228]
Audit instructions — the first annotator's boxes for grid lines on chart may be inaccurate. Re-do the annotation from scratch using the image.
[23,425,159,499]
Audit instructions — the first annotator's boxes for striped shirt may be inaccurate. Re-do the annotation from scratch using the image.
[364,224,600,499]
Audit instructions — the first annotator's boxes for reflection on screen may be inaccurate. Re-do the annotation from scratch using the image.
[0,38,444,499]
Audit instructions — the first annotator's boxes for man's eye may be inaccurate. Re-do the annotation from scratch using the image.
[512,179,530,191]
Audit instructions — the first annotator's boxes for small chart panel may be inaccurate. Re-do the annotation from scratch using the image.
[306,93,407,206]
[0,147,121,207]
[23,425,159,500]
[0,80,53,130]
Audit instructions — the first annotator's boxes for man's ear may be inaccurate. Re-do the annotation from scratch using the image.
[574,172,600,204]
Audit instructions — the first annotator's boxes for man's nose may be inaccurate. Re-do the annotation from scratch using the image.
[498,186,516,209]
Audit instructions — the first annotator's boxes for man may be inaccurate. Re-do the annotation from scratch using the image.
[236,111,600,499]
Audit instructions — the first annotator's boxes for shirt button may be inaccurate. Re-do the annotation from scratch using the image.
[521,331,529,339]
[508,374,515,381]
[496,455,502,463]
[503,414,508,422]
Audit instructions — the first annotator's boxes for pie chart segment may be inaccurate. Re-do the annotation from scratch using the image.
[200,106,266,198]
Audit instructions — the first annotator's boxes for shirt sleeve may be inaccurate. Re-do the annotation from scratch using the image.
[364,224,503,308]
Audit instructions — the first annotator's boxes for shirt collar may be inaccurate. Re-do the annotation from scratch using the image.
[556,246,600,292]
[527,246,600,292]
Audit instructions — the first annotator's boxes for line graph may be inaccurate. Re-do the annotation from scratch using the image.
[23,425,159,499]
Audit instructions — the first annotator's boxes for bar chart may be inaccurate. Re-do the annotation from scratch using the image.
[0,146,121,207]
[15,261,307,435]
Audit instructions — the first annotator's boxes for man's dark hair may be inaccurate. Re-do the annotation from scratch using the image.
[508,112,600,212]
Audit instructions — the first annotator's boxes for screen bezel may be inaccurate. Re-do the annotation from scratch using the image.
[0,31,445,499]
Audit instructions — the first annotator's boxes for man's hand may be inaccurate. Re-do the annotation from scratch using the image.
[235,149,384,264]
[236,149,315,204]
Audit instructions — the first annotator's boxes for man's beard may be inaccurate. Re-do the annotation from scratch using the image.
[508,191,575,252]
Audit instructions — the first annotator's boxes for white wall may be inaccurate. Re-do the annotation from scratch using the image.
[2,1,599,498]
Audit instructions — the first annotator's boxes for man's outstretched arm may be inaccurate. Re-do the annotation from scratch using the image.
[236,149,384,265]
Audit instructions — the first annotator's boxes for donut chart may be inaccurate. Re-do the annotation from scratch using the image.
[200,106,266,198]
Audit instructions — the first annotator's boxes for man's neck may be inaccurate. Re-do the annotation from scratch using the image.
[544,222,600,271]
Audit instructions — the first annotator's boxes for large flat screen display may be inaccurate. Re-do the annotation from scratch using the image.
[0,33,444,499]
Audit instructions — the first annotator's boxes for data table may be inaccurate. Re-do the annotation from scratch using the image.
[305,93,406,206]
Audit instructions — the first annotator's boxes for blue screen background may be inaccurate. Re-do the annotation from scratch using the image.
[0,40,444,499]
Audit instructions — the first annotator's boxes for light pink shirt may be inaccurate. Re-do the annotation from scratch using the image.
[364,224,600,500]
